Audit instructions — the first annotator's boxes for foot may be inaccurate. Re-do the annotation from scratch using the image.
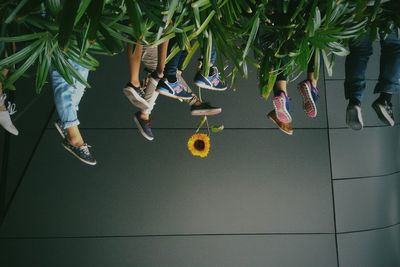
[298,79,318,118]
[191,102,222,116]
[346,103,363,130]
[372,98,394,126]
[133,112,154,141]
[194,66,227,91]
[267,110,293,135]
[62,139,97,165]
[272,91,292,123]
[156,79,193,100]
[0,93,18,136]
[123,82,150,110]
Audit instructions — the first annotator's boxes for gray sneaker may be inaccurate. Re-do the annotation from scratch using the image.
[134,112,154,141]
[62,139,97,166]
[346,103,363,130]
[372,99,395,126]
[123,82,151,110]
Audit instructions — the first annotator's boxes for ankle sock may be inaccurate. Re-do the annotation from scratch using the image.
[209,67,216,76]
[378,92,392,104]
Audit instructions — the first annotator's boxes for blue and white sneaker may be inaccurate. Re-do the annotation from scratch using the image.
[272,91,292,123]
[54,120,67,139]
[156,79,193,100]
[62,139,97,166]
[194,66,227,91]
[134,112,154,141]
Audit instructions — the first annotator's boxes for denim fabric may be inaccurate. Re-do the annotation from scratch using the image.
[51,61,89,129]
[345,31,400,102]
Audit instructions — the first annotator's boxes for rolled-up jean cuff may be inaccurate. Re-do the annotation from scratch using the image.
[374,83,400,94]
[63,119,80,129]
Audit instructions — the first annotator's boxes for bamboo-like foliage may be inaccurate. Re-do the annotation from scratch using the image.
[0,0,398,100]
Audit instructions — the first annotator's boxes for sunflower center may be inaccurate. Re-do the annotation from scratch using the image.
[194,140,205,151]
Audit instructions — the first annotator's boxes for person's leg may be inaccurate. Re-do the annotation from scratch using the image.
[0,68,19,135]
[345,32,373,130]
[345,32,373,104]
[123,43,150,110]
[371,31,400,126]
[52,63,96,165]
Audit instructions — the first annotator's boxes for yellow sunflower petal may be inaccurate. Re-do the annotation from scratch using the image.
[187,133,210,158]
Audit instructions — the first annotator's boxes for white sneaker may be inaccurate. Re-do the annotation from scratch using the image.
[0,94,18,136]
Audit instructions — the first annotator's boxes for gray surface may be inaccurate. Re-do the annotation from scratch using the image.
[329,125,400,179]
[0,234,337,267]
[325,80,400,128]
[61,54,327,129]
[0,128,334,237]
[334,173,400,233]
[337,224,400,267]
[4,83,54,204]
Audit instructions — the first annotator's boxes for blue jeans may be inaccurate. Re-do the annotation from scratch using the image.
[165,38,217,76]
[344,31,400,102]
[51,61,89,129]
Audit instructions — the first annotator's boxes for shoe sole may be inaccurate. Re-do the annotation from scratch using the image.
[191,108,222,116]
[54,121,65,139]
[156,88,193,100]
[194,81,227,91]
[267,114,293,135]
[272,97,292,123]
[372,103,395,126]
[61,143,97,166]
[346,106,363,130]
[298,83,317,118]
[0,111,19,136]
[123,87,151,110]
[133,116,154,141]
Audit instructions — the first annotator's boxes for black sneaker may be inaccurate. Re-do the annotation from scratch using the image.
[123,82,150,110]
[191,102,222,116]
[372,99,395,126]
[133,112,154,141]
[62,139,97,166]
[346,103,363,130]
[54,120,67,139]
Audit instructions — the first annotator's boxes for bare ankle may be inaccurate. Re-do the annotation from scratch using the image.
[140,112,149,120]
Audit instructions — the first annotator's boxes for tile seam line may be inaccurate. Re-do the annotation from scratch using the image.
[0,106,56,228]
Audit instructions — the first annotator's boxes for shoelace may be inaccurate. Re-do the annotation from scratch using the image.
[7,102,17,115]
[81,144,92,156]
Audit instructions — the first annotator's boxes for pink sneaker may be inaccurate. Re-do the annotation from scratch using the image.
[272,92,292,123]
[298,80,318,118]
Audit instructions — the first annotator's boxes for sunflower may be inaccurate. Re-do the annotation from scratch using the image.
[187,133,211,158]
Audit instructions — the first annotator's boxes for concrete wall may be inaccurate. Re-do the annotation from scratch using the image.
[0,42,399,267]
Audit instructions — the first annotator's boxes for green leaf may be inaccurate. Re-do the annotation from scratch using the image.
[58,0,80,50]
[211,125,224,133]
[5,0,29,24]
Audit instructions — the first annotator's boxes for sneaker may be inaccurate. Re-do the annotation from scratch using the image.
[272,91,292,123]
[123,82,151,110]
[298,79,318,118]
[133,112,154,141]
[177,70,192,92]
[62,139,97,166]
[54,120,67,139]
[346,103,363,130]
[156,79,193,100]
[372,99,395,126]
[194,66,227,91]
[267,110,293,135]
[0,94,18,136]
[191,102,222,116]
